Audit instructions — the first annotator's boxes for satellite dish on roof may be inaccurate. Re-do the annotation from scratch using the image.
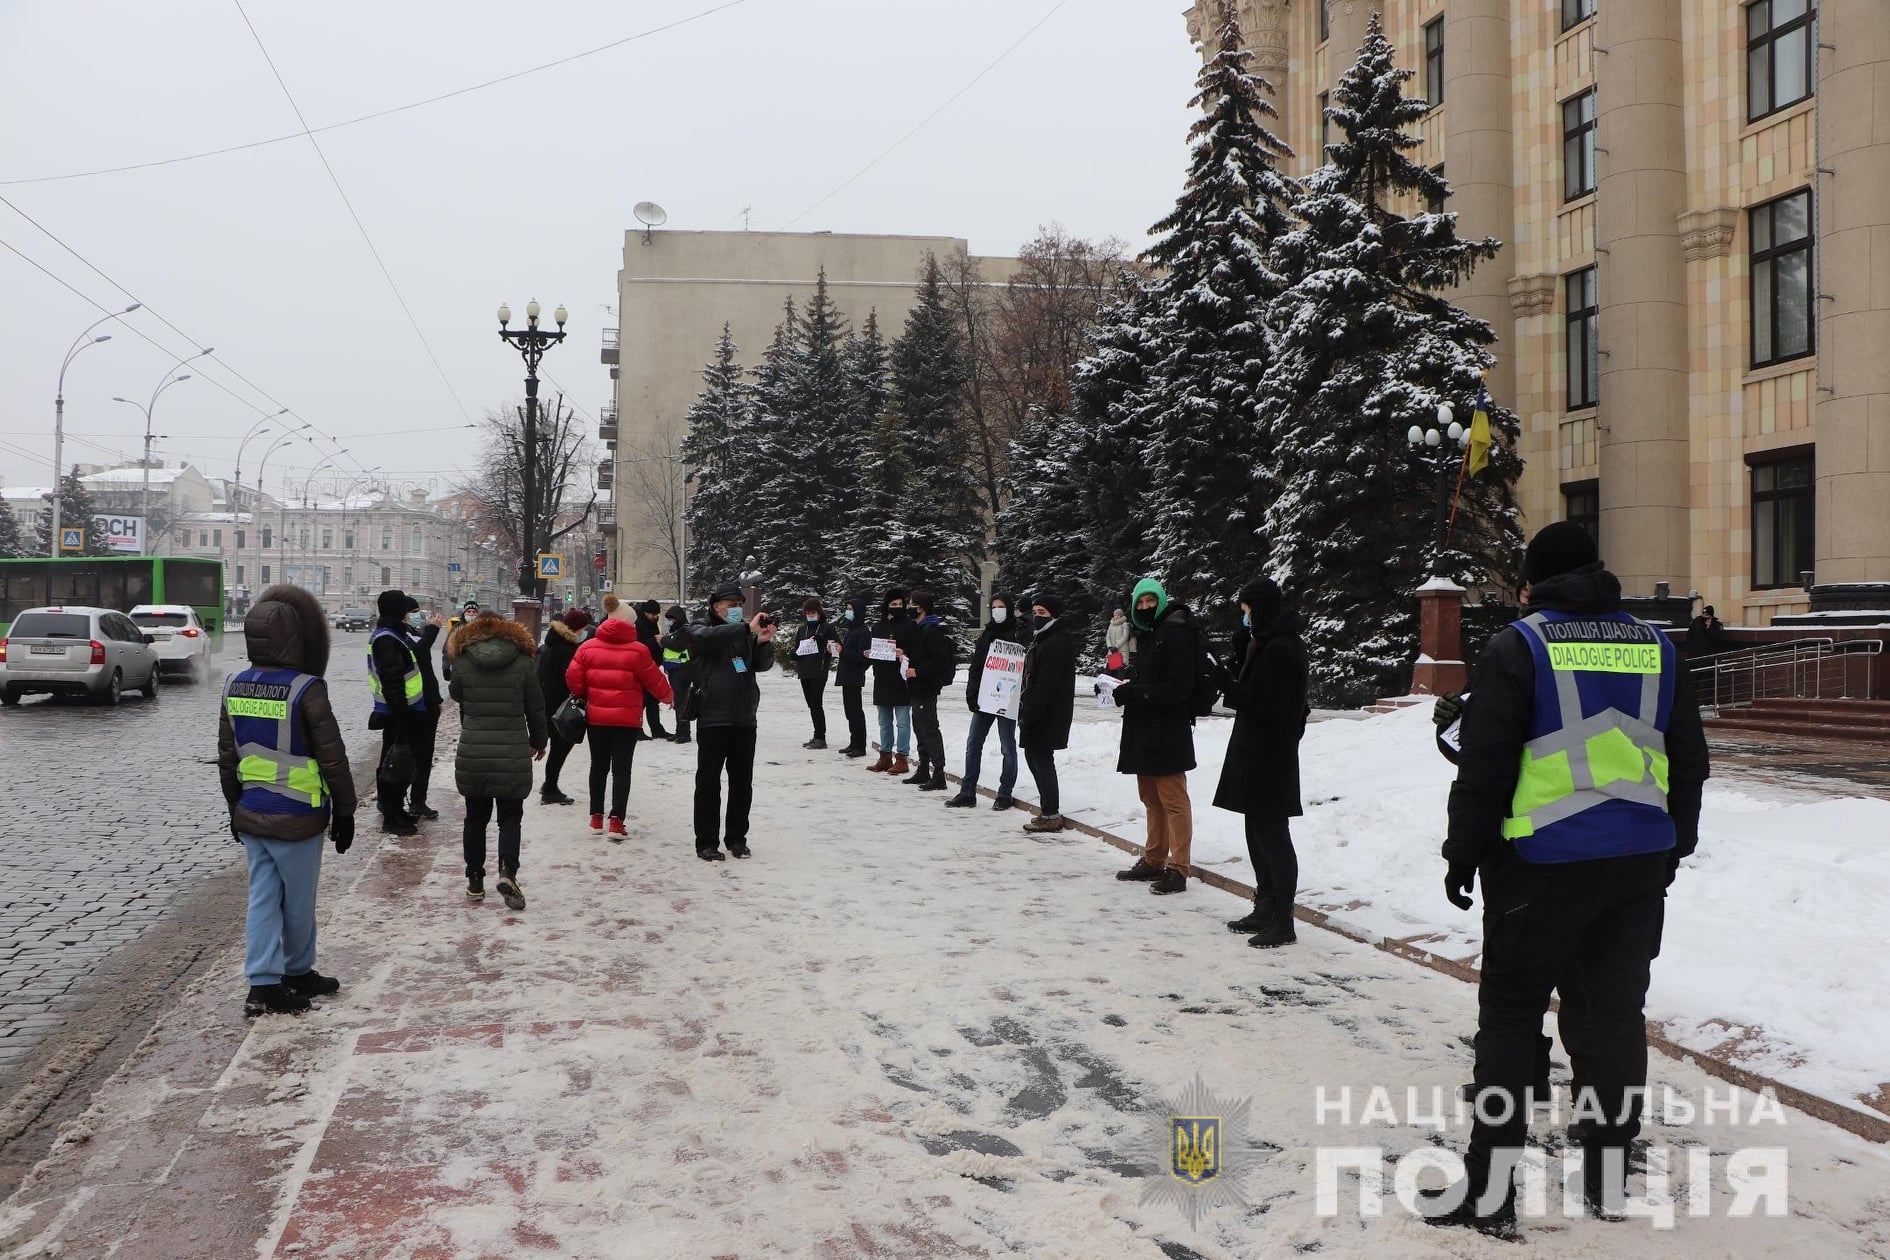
[634,201,668,244]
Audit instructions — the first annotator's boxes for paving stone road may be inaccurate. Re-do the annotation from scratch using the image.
[0,633,378,1085]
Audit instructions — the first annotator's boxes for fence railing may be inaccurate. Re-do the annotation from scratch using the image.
[1691,637,1883,710]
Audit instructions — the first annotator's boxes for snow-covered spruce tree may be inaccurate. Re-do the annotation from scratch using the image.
[1259,13,1523,706]
[34,471,112,556]
[993,406,1092,615]
[882,255,981,629]
[1073,278,1162,617]
[829,309,888,598]
[842,406,919,606]
[0,491,28,559]
[1134,0,1299,625]
[680,324,752,594]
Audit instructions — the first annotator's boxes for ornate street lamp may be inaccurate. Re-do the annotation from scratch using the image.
[496,300,567,605]
[1408,402,1470,571]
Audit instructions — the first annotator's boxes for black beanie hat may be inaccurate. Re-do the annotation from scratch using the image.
[1030,591,1064,618]
[377,589,409,620]
[1522,521,1600,585]
[1237,576,1283,628]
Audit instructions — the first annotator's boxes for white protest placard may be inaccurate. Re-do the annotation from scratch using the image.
[868,637,898,662]
[795,637,818,657]
[976,640,1028,717]
[1094,674,1125,709]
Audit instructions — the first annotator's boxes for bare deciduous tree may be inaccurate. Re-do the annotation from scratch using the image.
[458,394,595,597]
[618,418,688,605]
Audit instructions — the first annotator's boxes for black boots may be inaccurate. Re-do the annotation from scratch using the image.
[944,793,977,808]
[1149,868,1187,895]
[1419,1147,1520,1238]
[1247,896,1297,948]
[283,969,341,997]
[1116,858,1161,882]
[466,872,485,900]
[495,867,526,911]
[992,796,1013,811]
[540,788,575,806]
[244,984,311,1018]
[919,770,948,792]
[902,762,931,785]
[1226,900,1274,934]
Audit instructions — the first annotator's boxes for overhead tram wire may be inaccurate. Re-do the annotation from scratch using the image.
[232,0,472,425]
[780,0,1072,230]
[0,0,755,187]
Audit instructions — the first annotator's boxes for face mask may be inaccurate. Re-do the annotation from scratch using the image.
[889,607,904,620]
[844,609,855,622]
[723,607,744,625]
[1242,612,1251,629]
[1034,614,1052,630]
[990,607,1009,624]
[805,614,818,623]
[406,611,424,630]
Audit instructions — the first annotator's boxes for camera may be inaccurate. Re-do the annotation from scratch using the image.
[757,614,775,628]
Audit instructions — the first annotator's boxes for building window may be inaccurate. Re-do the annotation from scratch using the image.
[1423,18,1445,108]
[1563,0,1597,30]
[407,566,420,586]
[381,525,393,551]
[299,527,310,550]
[1318,0,1329,42]
[1563,481,1600,544]
[381,566,392,585]
[1562,89,1597,200]
[1748,0,1815,122]
[321,528,333,549]
[1318,91,1333,154]
[344,529,355,549]
[1750,189,1814,368]
[235,565,244,585]
[261,565,271,584]
[1426,163,1446,215]
[261,526,272,550]
[236,529,246,549]
[1750,452,1814,588]
[1565,267,1599,410]
[213,528,222,547]
[410,524,423,553]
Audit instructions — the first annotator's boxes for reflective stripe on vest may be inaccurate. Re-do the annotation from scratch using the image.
[368,627,427,714]
[1501,611,1676,861]
[662,645,691,666]
[224,668,326,811]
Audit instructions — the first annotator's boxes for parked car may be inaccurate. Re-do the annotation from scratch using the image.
[0,606,160,706]
[336,608,372,632]
[129,604,214,681]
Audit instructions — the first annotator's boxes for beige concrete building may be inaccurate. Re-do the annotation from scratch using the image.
[603,230,1014,601]
[1185,0,1890,624]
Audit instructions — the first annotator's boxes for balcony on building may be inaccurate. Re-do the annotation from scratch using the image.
[596,458,614,490]
[598,503,617,534]
[599,402,618,444]
[600,327,619,366]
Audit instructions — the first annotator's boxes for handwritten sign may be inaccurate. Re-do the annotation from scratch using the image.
[868,637,898,663]
[976,640,1028,717]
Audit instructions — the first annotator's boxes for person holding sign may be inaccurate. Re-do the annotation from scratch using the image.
[792,597,839,750]
[946,591,1030,810]
[901,588,958,791]
[1018,593,1079,833]
[865,588,915,776]
[833,596,873,758]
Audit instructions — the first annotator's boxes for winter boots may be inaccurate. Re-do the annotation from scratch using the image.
[409,802,441,821]
[889,754,911,778]
[496,867,526,912]
[381,812,418,837]
[540,787,575,806]
[919,770,948,792]
[1418,1147,1520,1238]
[945,793,977,808]
[467,872,485,901]
[728,842,751,859]
[244,983,311,1018]
[283,969,341,997]
[1245,893,1297,947]
[866,752,895,773]
[992,796,1014,811]
[838,744,866,759]
[803,737,827,750]
[1149,868,1187,895]
[1226,900,1275,934]
[901,759,928,784]
[696,846,727,862]
[1023,814,1067,833]
[1115,858,1162,881]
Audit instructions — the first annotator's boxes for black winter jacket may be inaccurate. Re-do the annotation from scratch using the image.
[1017,616,1078,751]
[368,615,420,735]
[687,617,774,728]
[1443,564,1710,869]
[870,594,917,708]
[537,620,583,716]
[835,597,873,689]
[905,615,957,699]
[963,595,1031,714]
[408,621,443,709]
[1115,605,1198,777]
[793,616,839,681]
[1212,611,1307,818]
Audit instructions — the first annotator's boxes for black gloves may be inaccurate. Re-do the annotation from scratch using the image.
[230,820,243,845]
[1665,850,1681,888]
[331,813,355,855]
[1432,692,1464,732]
[1445,861,1477,910]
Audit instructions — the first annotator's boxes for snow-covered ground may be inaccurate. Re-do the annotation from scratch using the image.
[937,683,1890,1122]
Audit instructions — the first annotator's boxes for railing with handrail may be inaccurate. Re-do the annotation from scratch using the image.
[1691,637,1883,710]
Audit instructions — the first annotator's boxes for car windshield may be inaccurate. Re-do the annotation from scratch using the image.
[132,612,191,627]
[10,612,90,639]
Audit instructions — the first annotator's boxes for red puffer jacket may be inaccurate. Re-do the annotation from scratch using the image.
[566,617,672,728]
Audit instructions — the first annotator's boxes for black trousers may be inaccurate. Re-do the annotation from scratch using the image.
[462,795,523,877]
[695,725,757,851]
[841,683,866,750]
[377,727,408,820]
[672,681,693,741]
[1471,852,1668,1157]
[1023,745,1060,816]
[586,725,640,818]
[911,691,944,769]
[800,676,827,740]
[644,691,669,737]
[542,728,575,795]
[1244,816,1298,908]
[407,708,440,808]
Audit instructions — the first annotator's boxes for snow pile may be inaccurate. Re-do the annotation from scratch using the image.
[940,693,1890,1114]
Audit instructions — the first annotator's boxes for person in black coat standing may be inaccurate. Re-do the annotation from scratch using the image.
[660,605,698,745]
[1212,578,1307,948]
[368,588,424,837]
[1018,593,1078,833]
[865,588,915,775]
[948,590,1030,810]
[634,600,672,739]
[833,595,872,758]
[535,607,589,804]
[901,588,958,791]
[1111,577,1199,895]
[792,597,840,749]
[686,583,777,860]
[401,595,445,822]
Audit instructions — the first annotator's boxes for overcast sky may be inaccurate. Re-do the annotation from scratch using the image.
[0,0,1199,502]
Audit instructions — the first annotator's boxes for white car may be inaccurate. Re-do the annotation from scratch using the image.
[129,604,213,681]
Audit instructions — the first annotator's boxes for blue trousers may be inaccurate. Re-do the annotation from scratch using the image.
[876,704,912,756]
[960,710,1018,797]
[241,833,322,987]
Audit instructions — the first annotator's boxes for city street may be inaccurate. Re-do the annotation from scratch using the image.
[0,630,380,1193]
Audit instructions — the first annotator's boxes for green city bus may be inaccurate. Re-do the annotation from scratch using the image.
[0,557,226,645]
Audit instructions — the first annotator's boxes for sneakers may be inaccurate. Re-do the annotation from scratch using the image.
[283,969,341,996]
[728,843,752,859]
[244,983,311,1018]
[381,814,418,837]
[408,802,440,821]
[467,872,485,900]
[1149,868,1187,895]
[1023,814,1068,834]
[1115,858,1162,881]
[589,814,605,834]
[496,869,526,911]
[696,847,727,862]
[944,794,977,808]
[607,817,627,843]
[803,737,827,750]
[540,788,575,806]
[902,762,930,785]
[866,753,895,773]
[991,796,1014,811]
[1226,902,1275,934]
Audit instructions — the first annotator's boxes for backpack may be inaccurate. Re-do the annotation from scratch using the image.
[1191,623,1228,718]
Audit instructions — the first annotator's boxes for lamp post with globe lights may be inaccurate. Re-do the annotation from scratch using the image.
[496,299,567,629]
[1408,402,1470,574]
[49,304,139,554]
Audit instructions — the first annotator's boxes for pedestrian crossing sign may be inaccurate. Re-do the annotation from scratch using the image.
[536,553,563,579]
[60,526,84,553]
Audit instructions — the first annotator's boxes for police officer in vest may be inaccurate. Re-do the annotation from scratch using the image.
[218,584,357,1018]
[1426,522,1709,1233]
[369,588,427,836]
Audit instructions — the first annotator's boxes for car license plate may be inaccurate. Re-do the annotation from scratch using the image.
[151,632,172,641]
[29,644,63,655]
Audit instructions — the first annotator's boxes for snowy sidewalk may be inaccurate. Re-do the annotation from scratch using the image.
[2,680,1887,1258]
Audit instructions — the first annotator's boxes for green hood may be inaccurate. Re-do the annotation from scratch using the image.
[1129,577,1169,631]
